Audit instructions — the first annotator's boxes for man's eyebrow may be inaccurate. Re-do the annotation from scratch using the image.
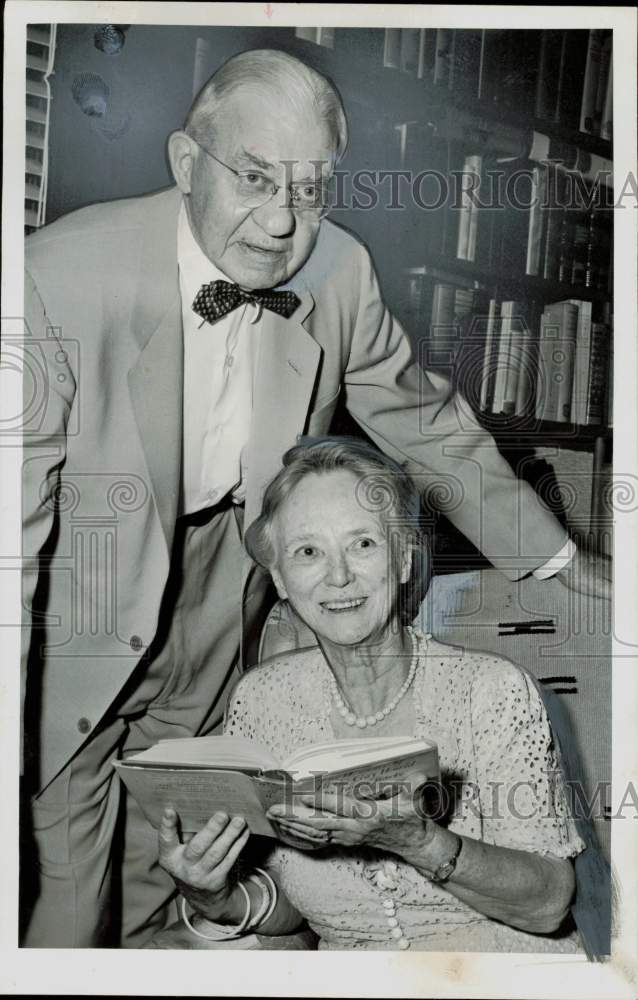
[234,148,276,171]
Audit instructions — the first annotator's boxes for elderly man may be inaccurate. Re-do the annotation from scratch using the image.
[21,48,609,948]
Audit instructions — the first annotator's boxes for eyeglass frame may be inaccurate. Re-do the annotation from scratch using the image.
[188,135,334,218]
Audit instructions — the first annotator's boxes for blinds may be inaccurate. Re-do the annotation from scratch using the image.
[25,24,56,234]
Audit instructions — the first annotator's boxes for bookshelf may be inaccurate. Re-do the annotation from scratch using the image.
[289,25,613,560]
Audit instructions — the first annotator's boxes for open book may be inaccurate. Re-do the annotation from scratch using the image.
[114,735,439,837]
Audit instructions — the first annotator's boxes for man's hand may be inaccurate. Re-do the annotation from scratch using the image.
[158,808,250,920]
[555,546,612,602]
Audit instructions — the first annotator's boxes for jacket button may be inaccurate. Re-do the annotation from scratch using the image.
[77,717,91,734]
[130,635,143,652]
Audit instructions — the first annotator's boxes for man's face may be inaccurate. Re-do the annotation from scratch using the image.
[177,93,336,290]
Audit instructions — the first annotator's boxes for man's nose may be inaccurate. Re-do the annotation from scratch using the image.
[325,552,355,588]
[251,191,297,238]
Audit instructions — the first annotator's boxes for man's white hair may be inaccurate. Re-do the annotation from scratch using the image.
[185,48,348,162]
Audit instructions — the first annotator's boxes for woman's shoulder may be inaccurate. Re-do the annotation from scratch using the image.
[422,632,538,700]
[232,646,324,700]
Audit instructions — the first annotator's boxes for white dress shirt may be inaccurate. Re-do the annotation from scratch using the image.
[176,200,575,575]
[178,202,262,515]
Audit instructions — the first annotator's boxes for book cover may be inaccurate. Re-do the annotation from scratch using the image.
[114,735,440,836]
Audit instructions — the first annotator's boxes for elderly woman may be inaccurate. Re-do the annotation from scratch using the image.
[158,438,585,952]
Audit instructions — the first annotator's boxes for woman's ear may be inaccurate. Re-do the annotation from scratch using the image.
[270,566,289,601]
[168,130,196,194]
[400,543,413,586]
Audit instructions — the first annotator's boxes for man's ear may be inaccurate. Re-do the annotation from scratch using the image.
[270,567,288,601]
[168,131,196,194]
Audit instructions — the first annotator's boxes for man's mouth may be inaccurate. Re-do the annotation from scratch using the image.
[239,241,286,257]
[320,598,368,613]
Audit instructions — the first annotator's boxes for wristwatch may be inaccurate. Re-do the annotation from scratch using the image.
[428,833,463,884]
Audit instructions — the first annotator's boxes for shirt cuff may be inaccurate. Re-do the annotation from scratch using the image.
[532,538,577,580]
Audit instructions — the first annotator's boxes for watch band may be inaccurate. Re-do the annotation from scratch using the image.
[429,834,463,884]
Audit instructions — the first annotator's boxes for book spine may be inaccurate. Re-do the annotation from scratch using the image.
[384,28,402,69]
[557,206,576,285]
[536,317,559,421]
[568,299,593,424]
[535,30,565,121]
[514,311,538,415]
[400,28,421,75]
[580,30,605,133]
[416,28,427,79]
[571,209,590,286]
[526,165,547,276]
[452,29,482,100]
[492,302,517,414]
[593,33,612,135]
[503,304,523,413]
[554,303,578,421]
[499,166,533,276]
[480,297,500,411]
[605,338,614,427]
[585,322,611,424]
[542,169,565,281]
[420,29,437,83]
[559,31,590,129]
[600,57,613,140]
[456,154,482,262]
[434,28,455,86]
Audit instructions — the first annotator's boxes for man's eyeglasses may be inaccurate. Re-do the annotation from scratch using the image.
[190,137,333,219]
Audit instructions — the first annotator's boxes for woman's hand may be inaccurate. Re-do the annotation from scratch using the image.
[158,808,250,921]
[267,786,432,857]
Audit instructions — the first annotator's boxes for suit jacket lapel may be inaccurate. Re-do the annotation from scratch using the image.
[127,189,183,551]
[244,290,320,531]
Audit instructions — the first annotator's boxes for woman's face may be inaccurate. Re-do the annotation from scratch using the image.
[269,469,411,647]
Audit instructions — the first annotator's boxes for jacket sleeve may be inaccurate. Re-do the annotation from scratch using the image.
[342,243,568,579]
[21,269,77,771]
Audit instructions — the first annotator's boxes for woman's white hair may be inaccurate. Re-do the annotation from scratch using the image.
[185,48,348,162]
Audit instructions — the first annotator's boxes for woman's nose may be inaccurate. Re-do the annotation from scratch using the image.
[325,552,354,587]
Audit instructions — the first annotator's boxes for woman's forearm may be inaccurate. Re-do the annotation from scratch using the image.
[400,824,575,934]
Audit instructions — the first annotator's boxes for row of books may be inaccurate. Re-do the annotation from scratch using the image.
[295,27,613,139]
[406,278,613,427]
[396,129,612,289]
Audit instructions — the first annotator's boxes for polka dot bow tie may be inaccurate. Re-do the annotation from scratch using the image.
[192,279,301,324]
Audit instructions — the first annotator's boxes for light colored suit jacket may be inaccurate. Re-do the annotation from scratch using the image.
[23,186,566,789]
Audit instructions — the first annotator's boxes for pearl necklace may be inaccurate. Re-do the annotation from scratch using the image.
[328,627,419,728]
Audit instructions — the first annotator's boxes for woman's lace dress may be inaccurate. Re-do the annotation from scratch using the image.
[224,631,585,951]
